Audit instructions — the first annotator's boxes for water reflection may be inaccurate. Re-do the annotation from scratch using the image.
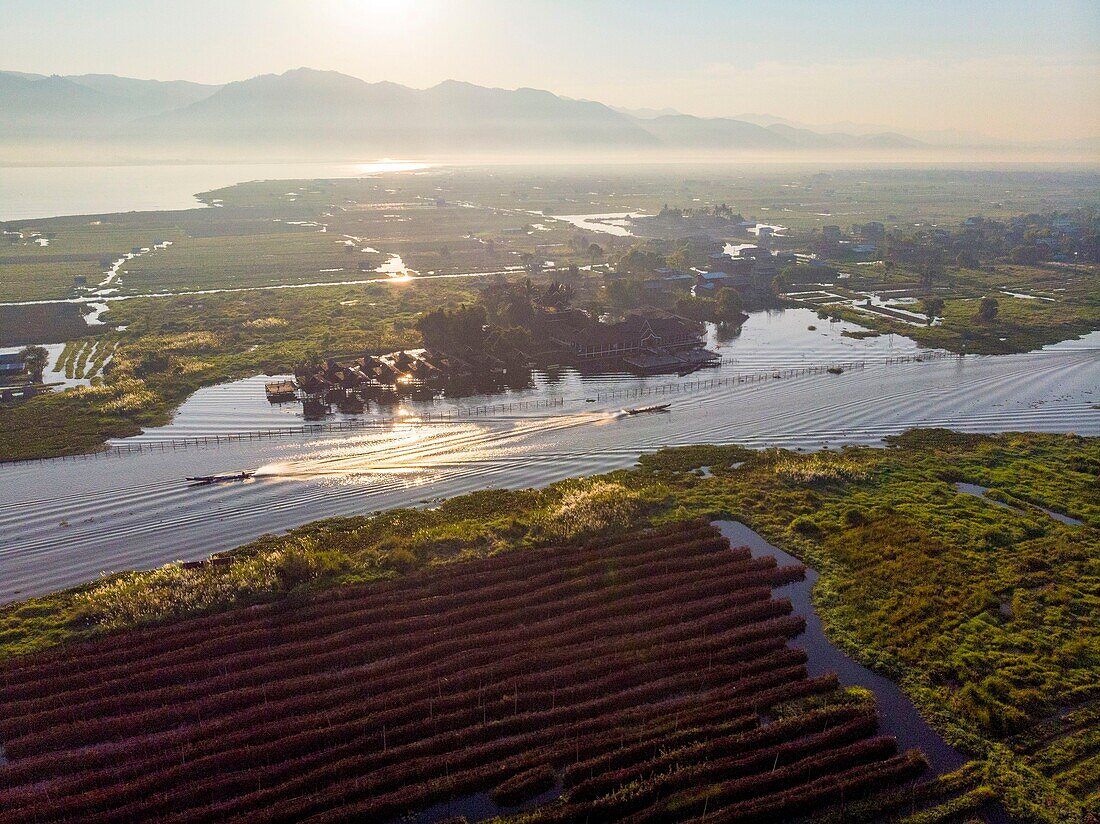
[1,311,1096,602]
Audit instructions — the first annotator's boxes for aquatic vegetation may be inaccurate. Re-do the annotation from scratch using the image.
[538,479,645,540]
[99,384,158,414]
[243,315,288,329]
[770,451,871,484]
[74,537,352,630]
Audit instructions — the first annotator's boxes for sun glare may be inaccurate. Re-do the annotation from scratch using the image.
[345,0,415,27]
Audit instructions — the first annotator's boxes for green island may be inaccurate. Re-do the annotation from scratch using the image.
[1,429,1096,821]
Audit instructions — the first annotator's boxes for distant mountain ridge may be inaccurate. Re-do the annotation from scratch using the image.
[0,67,1084,161]
[0,71,220,139]
[127,71,659,152]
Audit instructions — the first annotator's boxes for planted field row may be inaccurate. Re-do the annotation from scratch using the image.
[0,521,722,698]
[1,535,759,726]
[0,521,925,823]
[3,569,793,758]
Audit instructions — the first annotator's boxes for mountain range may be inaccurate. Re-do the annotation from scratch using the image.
[0,67,1090,162]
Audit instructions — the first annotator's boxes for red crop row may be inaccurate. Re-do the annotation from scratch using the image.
[490,764,556,806]
[22,663,815,824]
[564,703,870,796]
[1,543,756,733]
[278,715,889,824]
[167,690,755,824]
[4,580,793,759]
[6,673,840,824]
[0,520,719,690]
[6,643,802,819]
[0,528,730,705]
[627,736,900,824]
[0,608,807,799]
[702,750,929,823]
[0,621,803,816]
[17,588,779,766]
[0,532,742,713]
[2,544,763,735]
[3,612,797,811]
[570,712,879,817]
[0,520,920,824]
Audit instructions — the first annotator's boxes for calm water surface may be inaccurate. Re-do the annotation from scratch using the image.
[715,521,967,775]
[1,310,1097,601]
[0,161,433,221]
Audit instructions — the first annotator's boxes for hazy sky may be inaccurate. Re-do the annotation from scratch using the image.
[3,0,1097,141]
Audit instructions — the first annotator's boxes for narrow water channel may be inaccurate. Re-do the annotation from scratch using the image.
[714,520,969,776]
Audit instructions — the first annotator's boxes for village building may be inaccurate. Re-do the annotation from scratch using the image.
[0,352,26,380]
[540,308,705,363]
[694,271,736,293]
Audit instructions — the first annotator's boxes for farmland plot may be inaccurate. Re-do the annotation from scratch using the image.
[0,520,925,822]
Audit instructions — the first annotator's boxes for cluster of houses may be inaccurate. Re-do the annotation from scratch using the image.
[535,307,716,375]
[277,303,719,416]
[637,246,797,298]
[816,222,884,259]
[275,346,528,417]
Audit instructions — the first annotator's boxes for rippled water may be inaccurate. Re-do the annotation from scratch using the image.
[2,309,1097,602]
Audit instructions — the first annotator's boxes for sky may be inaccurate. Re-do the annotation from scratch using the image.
[2,0,1097,141]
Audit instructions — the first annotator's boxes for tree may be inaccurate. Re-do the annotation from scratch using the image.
[615,248,665,277]
[666,248,690,271]
[922,297,945,325]
[715,288,744,323]
[955,251,978,268]
[917,247,943,290]
[19,345,48,383]
[1010,245,1046,265]
[977,296,999,322]
[675,294,717,322]
[587,243,604,264]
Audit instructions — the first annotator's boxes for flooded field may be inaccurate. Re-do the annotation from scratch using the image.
[1,309,1097,602]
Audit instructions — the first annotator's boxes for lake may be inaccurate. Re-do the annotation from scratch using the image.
[1,309,1097,602]
[0,161,434,222]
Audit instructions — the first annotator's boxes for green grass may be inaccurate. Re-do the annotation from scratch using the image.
[0,259,102,302]
[0,224,190,301]
[118,230,378,293]
[817,260,1100,354]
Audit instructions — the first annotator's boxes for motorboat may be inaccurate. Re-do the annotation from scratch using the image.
[186,472,254,486]
[625,404,671,415]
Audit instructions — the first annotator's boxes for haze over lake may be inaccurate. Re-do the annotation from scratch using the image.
[0,161,432,221]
